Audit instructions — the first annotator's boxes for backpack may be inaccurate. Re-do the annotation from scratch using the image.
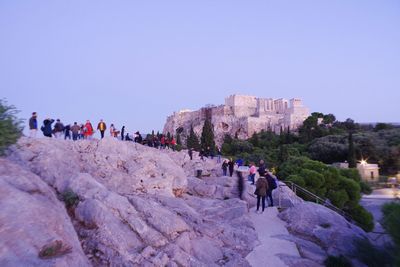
[267,174,278,190]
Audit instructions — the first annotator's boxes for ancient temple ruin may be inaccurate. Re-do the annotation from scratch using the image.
[163,95,310,145]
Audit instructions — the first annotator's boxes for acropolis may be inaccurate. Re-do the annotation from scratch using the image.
[163,95,310,145]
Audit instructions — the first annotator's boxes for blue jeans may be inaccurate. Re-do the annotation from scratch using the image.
[248,173,255,184]
[223,169,227,176]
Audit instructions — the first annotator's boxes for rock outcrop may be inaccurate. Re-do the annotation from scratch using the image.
[278,202,369,265]
[0,159,90,267]
[2,137,258,266]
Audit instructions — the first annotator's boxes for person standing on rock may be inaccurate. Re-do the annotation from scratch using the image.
[258,160,267,177]
[265,172,277,207]
[188,148,193,160]
[216,146,222,163]
[222,160,228,176]
[254,175,269,213]
[53,119,64,139]
[248,162,257,185]
[29,112,38,138]
[109,124,116,137]
[228,158,235,177]
[84,120,94,139]
[236,170,245,200]
[170,136,176,151]
[41,118,54,138]
[71,122,80,141]
[121,126,125,140]
[64,124,71,140]
[97,119,107,139]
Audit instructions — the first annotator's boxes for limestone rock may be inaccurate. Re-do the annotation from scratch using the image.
[279,202,368,262]
[0,159,90,267]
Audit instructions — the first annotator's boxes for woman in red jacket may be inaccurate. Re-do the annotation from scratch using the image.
[84,120,94,139]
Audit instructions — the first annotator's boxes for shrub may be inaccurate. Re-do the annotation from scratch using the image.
[324,255,353,267]
[60,189,80,209]
[348,205,374,232]
[0,100,23,155]
[382,202,400,247]
[353,238,395,267]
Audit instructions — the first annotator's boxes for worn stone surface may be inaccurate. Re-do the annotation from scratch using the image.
[4,137,258,266]
[0,159,90,267]
[279,202,369,263]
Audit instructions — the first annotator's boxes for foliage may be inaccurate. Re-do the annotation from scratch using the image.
[324,255,353,267]
[200,119,216,153]
[186,125,200,151]
[60,189,80,209]
[0,99,23,155]
[353,238,395,267]
[382,202,400,248]
[277,156,373,231]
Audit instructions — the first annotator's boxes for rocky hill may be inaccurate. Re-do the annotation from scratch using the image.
[0,137,369,267]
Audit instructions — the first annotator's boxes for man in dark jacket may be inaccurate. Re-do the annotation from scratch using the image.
[53,119,64,138]
[258,160,267,177]
[265,172,276,207]
[29,112,38,138]
[41,119,54,138]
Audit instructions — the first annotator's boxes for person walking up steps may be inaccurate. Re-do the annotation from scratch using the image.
[29,112,38,138]
[97,119,107,139]
[255,175,269,213]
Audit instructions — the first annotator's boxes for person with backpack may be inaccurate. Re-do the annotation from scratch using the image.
[64,124,71,140]
[265,171,277,207]
[258,159,267,177]
[255,174,269,213]
[41,118,54,138]
[53,119,64,139]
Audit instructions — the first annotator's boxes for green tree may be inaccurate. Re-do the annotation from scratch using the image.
[348,132,357,168]
[0,100,23,154]
[186,125,200,151]
[200,119,216,152]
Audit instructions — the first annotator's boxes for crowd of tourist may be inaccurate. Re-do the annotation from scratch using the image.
[28,112,178,149]
[29,112,277,214]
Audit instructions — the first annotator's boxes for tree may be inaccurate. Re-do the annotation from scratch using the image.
[0,100,23,154]
[200,119,216,152]
[186,125,200,151]
[176,132,182,146]
[348,131,357,168]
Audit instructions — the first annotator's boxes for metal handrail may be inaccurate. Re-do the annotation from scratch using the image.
[281,181,356,224]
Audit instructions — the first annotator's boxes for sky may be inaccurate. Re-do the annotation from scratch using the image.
[1,0,399,134]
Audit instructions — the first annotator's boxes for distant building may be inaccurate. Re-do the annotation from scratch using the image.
[332,162,349,169]
[357,161,380,182]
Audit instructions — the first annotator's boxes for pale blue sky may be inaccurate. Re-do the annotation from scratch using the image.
[1,1,399,134]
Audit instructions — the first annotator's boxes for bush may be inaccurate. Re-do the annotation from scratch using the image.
[382,202,400,247]
[353,238,395,267]
[359,181,372,195]
[348,205,374,232]
[0,100,23,155]
[324,255,353,267]
[60,189,80,209]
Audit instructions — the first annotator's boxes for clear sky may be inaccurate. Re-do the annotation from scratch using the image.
[1,1,399,134]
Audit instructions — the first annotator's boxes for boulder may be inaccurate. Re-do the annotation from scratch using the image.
[279,202,368,261]
[0,159,90,267]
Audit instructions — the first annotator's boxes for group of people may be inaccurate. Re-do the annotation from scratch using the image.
[220,158,277,214]
[28,112,143,142]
